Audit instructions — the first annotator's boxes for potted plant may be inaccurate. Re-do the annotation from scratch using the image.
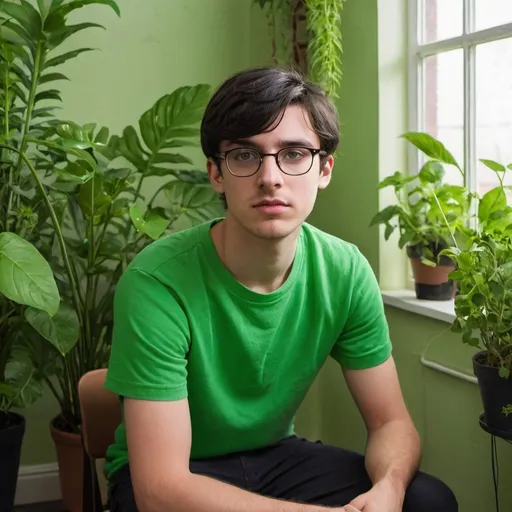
[1,2,223,510]
[440,158,512,434]
[0,232,60,511]
[29,91,222,512]
[370,132,472,300]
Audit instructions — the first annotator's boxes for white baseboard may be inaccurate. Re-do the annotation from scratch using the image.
[15,463,61,506]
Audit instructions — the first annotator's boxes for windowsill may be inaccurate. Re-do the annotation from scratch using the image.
[381,290,455,324]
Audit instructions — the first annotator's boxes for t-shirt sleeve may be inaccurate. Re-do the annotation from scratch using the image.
[330,250,392,370]
[104,267,190,401]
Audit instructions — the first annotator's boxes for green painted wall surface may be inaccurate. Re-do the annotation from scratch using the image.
[307,0,380,272]
[17,0,269,467]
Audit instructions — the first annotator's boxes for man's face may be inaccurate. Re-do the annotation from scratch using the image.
[207,104,334,240]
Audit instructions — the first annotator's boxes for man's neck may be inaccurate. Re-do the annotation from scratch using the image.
[210,217,300,294]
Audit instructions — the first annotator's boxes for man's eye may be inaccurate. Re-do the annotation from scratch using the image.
[284,150,304,160]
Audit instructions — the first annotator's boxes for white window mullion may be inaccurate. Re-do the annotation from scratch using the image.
[463,0,477,194]
[408,0,421,175]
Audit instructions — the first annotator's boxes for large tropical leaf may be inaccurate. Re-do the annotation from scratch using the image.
[116,85,211,175]
[25,301,79,356]
[0,232,59,315]
[4,345,43,409]
[164,181,223,232]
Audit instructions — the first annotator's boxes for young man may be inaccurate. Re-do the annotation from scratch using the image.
[104,67,458,512]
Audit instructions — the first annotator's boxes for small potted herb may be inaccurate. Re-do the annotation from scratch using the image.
[370,132,471,300]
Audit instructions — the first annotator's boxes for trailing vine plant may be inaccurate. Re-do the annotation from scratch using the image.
[253,0,345,98]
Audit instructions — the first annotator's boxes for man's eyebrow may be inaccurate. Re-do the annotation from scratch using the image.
[224,138,316,150]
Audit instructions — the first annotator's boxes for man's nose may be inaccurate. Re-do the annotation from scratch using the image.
[257,154,284,187]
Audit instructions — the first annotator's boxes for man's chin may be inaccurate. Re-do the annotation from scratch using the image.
[248,218,302,240]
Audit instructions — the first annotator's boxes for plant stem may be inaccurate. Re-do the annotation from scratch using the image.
[10,40,43,217]
[44,376,65,412]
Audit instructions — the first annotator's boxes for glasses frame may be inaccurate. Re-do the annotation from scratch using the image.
[215,146,327,177]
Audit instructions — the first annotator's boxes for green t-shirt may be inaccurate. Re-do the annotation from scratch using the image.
[103,218,392,481]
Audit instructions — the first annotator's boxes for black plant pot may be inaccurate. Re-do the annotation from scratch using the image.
[473,351,512,433]
[0,412,26,511]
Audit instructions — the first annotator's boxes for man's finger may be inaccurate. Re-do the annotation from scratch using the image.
[341,506,362,512]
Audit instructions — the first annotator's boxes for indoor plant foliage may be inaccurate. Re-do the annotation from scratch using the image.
[0,1,222,509]
[370,132,471,300]
[253,0,345,97]
[439,160,512,432]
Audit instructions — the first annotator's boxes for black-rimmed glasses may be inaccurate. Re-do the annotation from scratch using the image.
[216,147,326,177]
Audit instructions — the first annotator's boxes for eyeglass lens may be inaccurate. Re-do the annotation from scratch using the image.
[226,148,314,176]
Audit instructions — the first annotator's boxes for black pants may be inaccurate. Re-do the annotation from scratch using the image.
[108,436,458,511]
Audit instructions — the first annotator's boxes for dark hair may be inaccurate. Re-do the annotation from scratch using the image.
[200,67,339,160]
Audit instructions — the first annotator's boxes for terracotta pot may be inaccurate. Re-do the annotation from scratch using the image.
[50,416,83,512]
[407,244,456,301]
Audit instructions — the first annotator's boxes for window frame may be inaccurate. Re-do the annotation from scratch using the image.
[408,0,512,192]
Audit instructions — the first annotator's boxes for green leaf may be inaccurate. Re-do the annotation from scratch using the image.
[5,345,43,409]
[35,89,62,103]
[448,269,464,280]
[478,187,507,224]
[384,223,395,240]
[480,159,506,174]
[94,126,109,144]
[117,85,210,171]
[152,152,193,165]
[38,72,69,85]
[47,22,104,49]
[0,232,59,315]
[471,293,486,307]
[401,132,460,169]
[164,181,223,231]
[0,382,16,400]
[44,48,95,69]
[369,205,399,227]
[419,160,445,184]
[467,337,480,347]
[143,209,171,240]
[499,366,511,379]
[25,302,79,356]
[129,203,145,233]
[0,20,33,47]
[77,174,112,217]
[2,1,42,39]
[37,0,53,20]
[54,0,120,18]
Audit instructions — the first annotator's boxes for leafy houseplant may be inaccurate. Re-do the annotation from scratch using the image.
[0,1,222,510]
[370,132,472,301]
[253,0,345,97]
[0,232,60,511]
[439,159,512,434]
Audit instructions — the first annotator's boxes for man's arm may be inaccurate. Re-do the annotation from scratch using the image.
[343,356,421,504]
[125,397,347,512]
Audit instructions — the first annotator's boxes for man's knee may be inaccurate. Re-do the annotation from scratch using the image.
[404,471,458,512]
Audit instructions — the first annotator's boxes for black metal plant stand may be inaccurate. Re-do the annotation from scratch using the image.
[478,413,512,512]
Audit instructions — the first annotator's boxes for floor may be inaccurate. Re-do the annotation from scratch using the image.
[14,502,64,512]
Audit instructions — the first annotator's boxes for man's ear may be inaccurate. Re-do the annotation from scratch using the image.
[207,158,225,194]
[318,155,334,190]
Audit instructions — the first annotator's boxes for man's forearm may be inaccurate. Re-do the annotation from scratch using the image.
[365,419,421,494]
[139,471,332,512]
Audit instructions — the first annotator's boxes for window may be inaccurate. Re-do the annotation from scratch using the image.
[409,0,512,194]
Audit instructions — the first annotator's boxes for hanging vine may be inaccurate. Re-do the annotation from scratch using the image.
[253,0,346,98]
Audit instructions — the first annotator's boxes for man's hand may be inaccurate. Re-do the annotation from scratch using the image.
[347,480,404,512]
